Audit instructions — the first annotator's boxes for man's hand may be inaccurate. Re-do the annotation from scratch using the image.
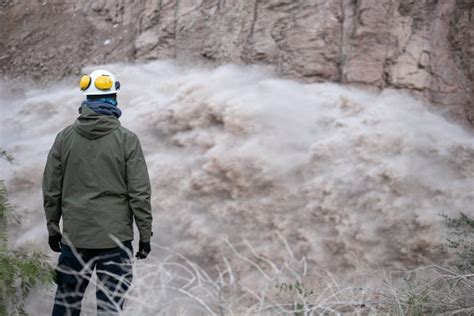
[48,233,62,252]
[135,241,151,259]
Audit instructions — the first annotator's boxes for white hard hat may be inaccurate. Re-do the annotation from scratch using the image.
[79,69,121,95]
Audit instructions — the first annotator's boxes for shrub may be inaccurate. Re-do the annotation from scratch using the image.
[442,212,474,273]
[1,151,53,315]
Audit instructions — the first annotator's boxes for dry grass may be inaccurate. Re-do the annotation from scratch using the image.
[29,232,474,315]
[118,234,473,315]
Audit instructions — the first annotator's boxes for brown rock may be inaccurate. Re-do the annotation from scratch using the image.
[0,0,472,124]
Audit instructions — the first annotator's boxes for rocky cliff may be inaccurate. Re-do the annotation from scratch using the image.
[1,0,473,123]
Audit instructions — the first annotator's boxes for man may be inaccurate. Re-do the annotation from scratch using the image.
[42,69,153,315]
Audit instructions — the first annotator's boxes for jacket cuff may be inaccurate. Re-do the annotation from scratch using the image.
[47,221,61,236]
[139,231,153,242]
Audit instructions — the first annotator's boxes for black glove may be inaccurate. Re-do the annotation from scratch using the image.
[135,241,151,259]
[48,233,62,253]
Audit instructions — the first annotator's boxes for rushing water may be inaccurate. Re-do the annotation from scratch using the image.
[1,60,473,314]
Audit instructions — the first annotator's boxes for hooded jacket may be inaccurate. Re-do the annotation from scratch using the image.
[42,106,152,249]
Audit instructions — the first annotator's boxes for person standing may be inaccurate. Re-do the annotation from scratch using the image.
[42,69,153,315]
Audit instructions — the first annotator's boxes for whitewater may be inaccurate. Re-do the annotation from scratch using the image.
[0,60,473,314]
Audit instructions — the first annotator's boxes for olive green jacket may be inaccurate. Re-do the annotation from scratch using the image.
[42,106,152,249]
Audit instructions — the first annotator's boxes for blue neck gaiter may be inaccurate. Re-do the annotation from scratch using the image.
[80,98,122,118]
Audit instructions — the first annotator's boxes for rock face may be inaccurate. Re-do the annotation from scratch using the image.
[1,0,473,123]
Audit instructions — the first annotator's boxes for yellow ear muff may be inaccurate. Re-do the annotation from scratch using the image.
[94,75,113,90]
[79,75,91,90]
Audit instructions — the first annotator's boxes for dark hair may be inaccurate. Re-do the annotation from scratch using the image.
[87,93,117,100]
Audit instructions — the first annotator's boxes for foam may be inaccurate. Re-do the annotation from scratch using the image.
[1,60,473,287]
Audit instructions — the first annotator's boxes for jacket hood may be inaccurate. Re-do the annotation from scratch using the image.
[73,105,120,140]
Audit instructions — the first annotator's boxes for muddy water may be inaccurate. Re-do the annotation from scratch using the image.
[1,60,473,313]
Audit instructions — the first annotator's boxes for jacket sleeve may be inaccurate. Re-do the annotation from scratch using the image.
[42,133,63,236]
[126,134,152,242]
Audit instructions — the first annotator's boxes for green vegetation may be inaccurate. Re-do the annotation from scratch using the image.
[394,212,474,315]
[1,151,53,316]
[442,212,474,273]
[0,244,52,315]
[275,280,314,315]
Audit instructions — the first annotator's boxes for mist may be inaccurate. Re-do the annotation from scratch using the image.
[1,60,473,314]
